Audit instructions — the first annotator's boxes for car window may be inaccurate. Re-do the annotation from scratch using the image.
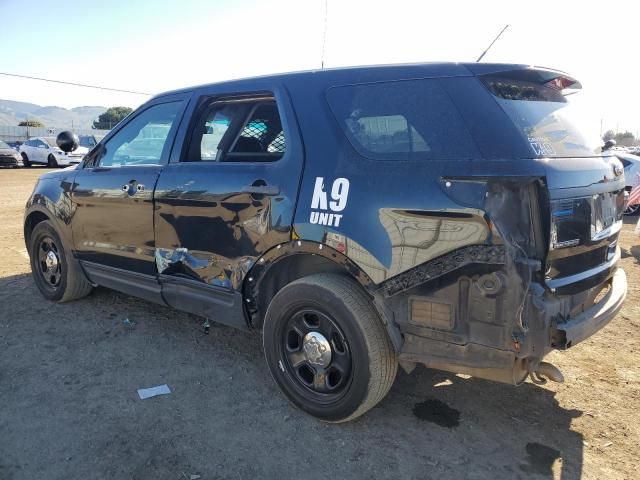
[185,98,286,162]
[227,102,286,160]
[79,136,96,148]
[326,79,480,161]
[199,104,237,161]
[97,102,182,167]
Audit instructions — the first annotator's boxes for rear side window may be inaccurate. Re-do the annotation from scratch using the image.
[326,79,480,161]
[480,73,602,158]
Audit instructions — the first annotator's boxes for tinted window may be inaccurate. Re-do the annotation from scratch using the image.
[326,79,480,161]
[199,104,236,161]
[481,75,601,158]
[97,102,181,167]
[185,98,285,162]
[79,136,96,148]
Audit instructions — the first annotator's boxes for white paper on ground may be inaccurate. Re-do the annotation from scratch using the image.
[137,384,171,400]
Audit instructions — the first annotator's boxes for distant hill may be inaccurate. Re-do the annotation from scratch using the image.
[0,99,106,129]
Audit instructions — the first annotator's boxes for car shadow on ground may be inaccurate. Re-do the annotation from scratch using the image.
[1,273,584,479]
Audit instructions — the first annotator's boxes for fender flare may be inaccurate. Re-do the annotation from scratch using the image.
[244,240,403,351]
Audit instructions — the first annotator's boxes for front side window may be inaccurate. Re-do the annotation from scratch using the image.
[327,79,480,161]
[185,97,286,163]
[97,101,182,167]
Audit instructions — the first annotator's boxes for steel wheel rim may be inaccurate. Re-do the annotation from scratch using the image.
[281,308,352,399]
[37,236,62,290]
[624,203,640,215]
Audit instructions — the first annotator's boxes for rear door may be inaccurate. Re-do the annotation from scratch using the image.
[153,88,304,326]
[71,95,189,302]
[32,139,48,163]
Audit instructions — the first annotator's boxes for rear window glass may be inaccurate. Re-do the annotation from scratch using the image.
[326,79,480,161]
[481,75,602,158]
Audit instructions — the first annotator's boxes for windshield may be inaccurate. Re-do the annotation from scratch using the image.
[0,141,11,149]
[481,75,602,158]
[43,137,58,148]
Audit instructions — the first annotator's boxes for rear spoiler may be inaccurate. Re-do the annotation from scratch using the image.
[465,64,582,95]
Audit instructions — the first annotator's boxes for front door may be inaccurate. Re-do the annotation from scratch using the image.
[153,90,304,325]
[71,97,188,301]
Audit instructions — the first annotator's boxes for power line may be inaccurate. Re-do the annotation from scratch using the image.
[0,71,151,96]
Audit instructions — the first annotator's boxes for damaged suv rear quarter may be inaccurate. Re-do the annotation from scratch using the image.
[282,63,626,387]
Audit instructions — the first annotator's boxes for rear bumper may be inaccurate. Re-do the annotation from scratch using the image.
[551,267,626,348]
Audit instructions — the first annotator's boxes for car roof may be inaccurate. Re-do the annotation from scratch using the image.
[152,62,567,100]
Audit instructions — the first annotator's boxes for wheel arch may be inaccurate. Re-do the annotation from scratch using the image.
[24,209,52,249]
[243,240,403,350]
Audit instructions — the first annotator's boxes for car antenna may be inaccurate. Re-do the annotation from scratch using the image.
[476,24,509,62]
[321,0,328,69]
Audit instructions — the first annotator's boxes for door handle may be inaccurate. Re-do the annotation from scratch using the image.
[241,185,280,196]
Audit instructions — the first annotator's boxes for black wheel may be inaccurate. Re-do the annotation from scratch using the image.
[29,220,92,302]
[21,153,31,168]
[47,154,59,168]
[624,203,640,216]
[263,273,397,422]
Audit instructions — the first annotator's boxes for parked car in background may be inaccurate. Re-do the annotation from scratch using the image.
[0,140,21,167]
[19,137,88,167]
[614,151,640,214]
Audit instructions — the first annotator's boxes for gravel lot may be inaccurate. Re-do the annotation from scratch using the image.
[1,168,638,480]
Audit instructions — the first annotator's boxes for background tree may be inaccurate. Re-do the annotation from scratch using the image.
[613,131,636,147]
[92,106,133,130]
[602,130,616,142]
[18,120,44,128]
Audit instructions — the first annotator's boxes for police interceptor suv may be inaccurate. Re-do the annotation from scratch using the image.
[24,63,627,422]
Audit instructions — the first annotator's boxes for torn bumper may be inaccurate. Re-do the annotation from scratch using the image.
[551,267,626,348]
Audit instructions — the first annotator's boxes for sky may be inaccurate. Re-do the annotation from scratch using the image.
[1,0,639,136]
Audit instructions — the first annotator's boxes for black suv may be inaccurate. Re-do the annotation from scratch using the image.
[24,63,627,422]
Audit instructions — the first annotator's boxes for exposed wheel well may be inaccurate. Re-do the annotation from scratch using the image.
[248,253,367,329]
[24,211,50,248]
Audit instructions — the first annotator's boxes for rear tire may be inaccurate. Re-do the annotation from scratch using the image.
[21,153,31,168]
[47,154,59,168]
[28,220,92,302]
[263,273,397,422]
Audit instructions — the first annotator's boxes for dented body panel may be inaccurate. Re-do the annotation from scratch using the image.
[23,62,627,385]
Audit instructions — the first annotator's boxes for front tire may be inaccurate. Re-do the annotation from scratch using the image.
[47,154,59,168]
[29,220,92,302]
[263,273,397,422]
[21,153,31,167]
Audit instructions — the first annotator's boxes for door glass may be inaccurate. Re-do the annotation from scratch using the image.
[227,102,285,161]
[185,98,286,162]
[98,102,182,167]
[200,107,233,160]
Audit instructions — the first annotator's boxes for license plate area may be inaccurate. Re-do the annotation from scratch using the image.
[551,191,623,249]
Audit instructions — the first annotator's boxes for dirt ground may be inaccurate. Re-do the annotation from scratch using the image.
[0,168,638,480]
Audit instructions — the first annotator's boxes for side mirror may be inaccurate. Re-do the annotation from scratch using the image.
[56,131,79,153]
